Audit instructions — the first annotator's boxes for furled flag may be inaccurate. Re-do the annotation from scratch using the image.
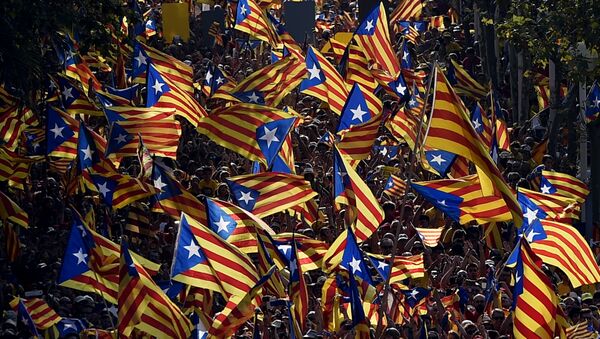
[355,3,400,77]
[343,44,378,93]
[137,135,153,180]
[489,89,511,151]
[300,46,349,116]
[411,174,512,224]
[10,297,62,330]
[289,234,309,332]
[4,223,20,262]
[512,239,557,339]
[446,59,487,98]
[146,62,207,127]
[196,103,296,164]
[585,81,600,123]
[171,212,258,297]
[105,119,181,159]
[384,174,407,198]
[400,40,412,69]
[540,170,589,203]
[415,227,444,247]
[234,0,280,47]
[226,172,317,218]
[470,102,493,148]
[118,239,191,338]
[424,66,522,226]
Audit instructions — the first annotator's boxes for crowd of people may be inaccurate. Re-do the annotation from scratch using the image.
[0,0,597,338]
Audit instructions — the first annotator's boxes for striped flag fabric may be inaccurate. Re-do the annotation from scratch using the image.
[531,219,600,288]
[102,105,176,123]
[272,233,329,272]
[344,44,378,93]
[390,0,423,26]
[336,83,381,132]
[327,37,347,63]
[196,103,296,164]
[289,234,309,332]
[146,63,207,127]
[489,89,511,151]
[424,66,522,226]
[125,202,154,237]
[171,212,258,297]
[415,227,444,247]
[447,59,487,98]
[540,170,589,203]
[202,64,238,101]
[0,105,37,151]
[386,96,423,149]
[105,119,181,159]
[354,3,401,78]
[150,163,206,222]
[255,231,287,299]
[87,171,159,210]
[338,112,384,160]
[384,174,407,198]
[137,135,153,180]
[300,46,349,116]
[226,172,317,218]
[55,76,101,116]
[208,21,223,46]
[585,81,600,123]
[119,240,191,338]
[234,0,280,46]
[10,297,62,330]
[518,187,580,222]
[0,149,33,189]
[470,102,493,148]
[4,223,20,262]
[411,174,512,224]
[565,321,596,339]
[534,84,567,111]
[0,190,28,228]
[513,239,558,339]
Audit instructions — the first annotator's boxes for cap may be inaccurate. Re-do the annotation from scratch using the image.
[582,292,593,302]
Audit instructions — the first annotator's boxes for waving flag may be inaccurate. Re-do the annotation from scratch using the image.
[338,112,384,160]
[231,56,306,106]
[518,187,580,222]
[146,63,207,127]
[470,102,492,148]
[105,119,181,159]
[0,105,37,152]
[196,103,296,164]
[150,163,206,222]
[255,231,287,298]
[344,44,378,93]
[384,174,407,197]
[46,106,78,158]
[289,234,309,332]
[513,239,557,339]
[202,64,237,101]
[401,287,430,310]
[137,135,153,180]
[88,171,158,210]
[272,233,329,272]
[235,0,280,46]
[355,3,400,77]
[300,47,349,115]
[102,105,176,123]
[447,59,487,98]
[0,147,32,189]
[516,191,548,243]
[0,190,29,228]
[489,89,511,151]
[171,212,258,297]
[337,83,376,132]
[10,297,61,330]
[585,81,600,122]
[411,175,512,224]
[226,172,317,217]
[133,42,195,95]
[55,76,101,116]
[119,240,191,338]
[400,40,412,69]
[415,227,444,247]
[390,0,423,25]
[540,170,589,203]
[13,300,40,337]
[424,66,522,226]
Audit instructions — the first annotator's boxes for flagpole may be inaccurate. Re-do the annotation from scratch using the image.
[375,60,437,336]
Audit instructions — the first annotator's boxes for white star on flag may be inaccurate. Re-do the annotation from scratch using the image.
[81,145,94,161]
[430,154,446,166]
[247,92,260,103]
[205,70,213,83]
[62,87,74,101]
[277,244,292,255]
[135,51,147,67]
[153,176,167,191]
[350,104,367,122]
[152,79,165,94]
[259,126,279,148]
[364,20,374,31]
[348,257,362,274]
[97,181,111,197]
[540,185,552,194]
[73,248,88,265]
[523,207,540,225]
[239,191,255,205]
[214,216,231,233]
[472,119,482,130]
[183,240,201,259]
[114,133,128,144]
[50,123,65,138]
[307,64,321,80]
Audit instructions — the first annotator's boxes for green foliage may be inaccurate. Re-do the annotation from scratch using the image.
[497,0,600,82]
[0,0,125,105]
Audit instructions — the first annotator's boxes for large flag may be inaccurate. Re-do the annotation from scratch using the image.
[300,46,349,115]
[55,76,101,116]
[118,240,191,338]
[226,172,317,218]
[354,3,400,77]
[150,162,206,221]
[446,59,487,98]
[518,187,580,222]
[171,212,258,297]
[513,239,558,339]
[196,103,297,164]
[540,170,589,203]
[234,0,280,46]
[424,66,522,225]
[410,174,512,224]
[105,119,181,159]
[146,63,207,127]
